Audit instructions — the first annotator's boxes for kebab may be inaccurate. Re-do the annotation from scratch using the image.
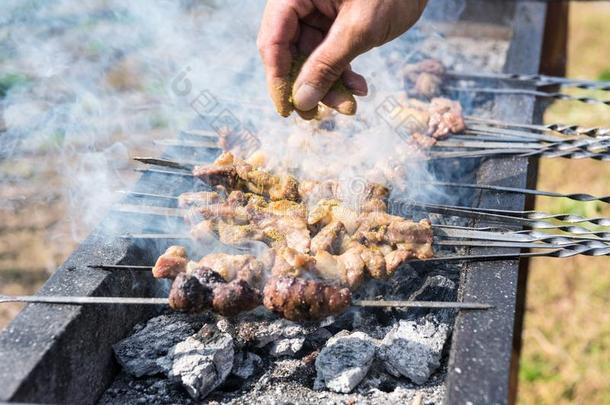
[402,58,610,107]
[178,189,434,283]
[151,246,351,321]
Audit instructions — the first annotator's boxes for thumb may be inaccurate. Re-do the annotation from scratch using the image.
[292,15,363,111]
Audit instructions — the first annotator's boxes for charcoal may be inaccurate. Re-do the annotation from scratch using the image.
[378,319,450,384]
[409,275,456,302]
[112,313,208,377]
[405,275,457,322]
[314,331,376,393]
[231,351,262,380]
[270,336,306,357]
[157,324,234,400]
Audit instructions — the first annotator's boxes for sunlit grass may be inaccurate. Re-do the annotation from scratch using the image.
[517,3,610,404]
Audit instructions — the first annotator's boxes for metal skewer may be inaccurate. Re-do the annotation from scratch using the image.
[0,294,492,310]
[446,71,610,91]
[446,86,610,106]
[151,132,610,160]
[134,157,194,171]
[111,201,610,237]
[88,246,609,276]
[419,181,610,203]
[112,193,610,239]
[465,116,610,138]
[119,191,610,229]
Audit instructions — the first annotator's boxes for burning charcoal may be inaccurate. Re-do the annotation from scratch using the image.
[152,245,188,279]
[158,324,234,400]
[270,336,306,357]
[378,319,450,385]
[409,275,456,302]
[314,331,376,393]
[263,276,352,322]
[112,313,208,377]
[407,276,457,322]
[237,318,312,349]
[231,351,262,380]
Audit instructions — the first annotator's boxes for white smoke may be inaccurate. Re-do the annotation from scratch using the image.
[0,0,473,243]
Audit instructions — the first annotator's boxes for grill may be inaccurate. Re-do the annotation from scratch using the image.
[0,2,602,404]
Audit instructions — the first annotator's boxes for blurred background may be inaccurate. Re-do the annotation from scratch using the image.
[0,2,608,404]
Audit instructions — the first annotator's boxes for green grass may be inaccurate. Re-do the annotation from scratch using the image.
[517,3,610,405]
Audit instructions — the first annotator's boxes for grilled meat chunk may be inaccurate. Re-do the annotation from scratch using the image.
[196,253,265,288]
[269,247,316,278]
[314,249,365,290]
[212,279,262,316]
[310,221,347,255]
[428,97,465,138]
[402,58,445,98]
[169,267,262,316]
[168,270,215,312]
[152,245,188,279]
[263,276,352,321]
[178,191,222,209]
[192,152,300,201]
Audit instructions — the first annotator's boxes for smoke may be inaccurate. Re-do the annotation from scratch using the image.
[0,0,474,245]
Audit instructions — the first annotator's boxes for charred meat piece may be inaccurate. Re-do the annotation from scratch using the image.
[192,207,311,253]
[354,213,433,253]
[152,245,188,279]
[263,276,352,321]
[169,267,262,316]
[384,249,415,275]
[390,97,464,147]
[168,271,215,312]
[212,279,262,316]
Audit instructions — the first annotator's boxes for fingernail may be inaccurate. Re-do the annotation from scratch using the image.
[293,83,323,111]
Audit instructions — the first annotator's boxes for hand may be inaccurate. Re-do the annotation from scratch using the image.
[257,0,428,118]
